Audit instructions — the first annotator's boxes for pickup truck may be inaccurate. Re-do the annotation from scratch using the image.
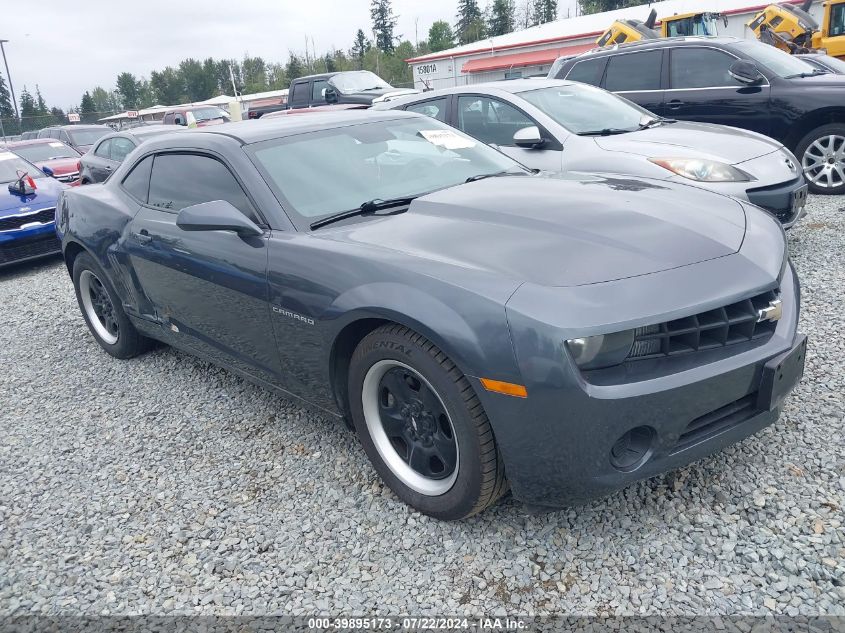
[248,71,418,119]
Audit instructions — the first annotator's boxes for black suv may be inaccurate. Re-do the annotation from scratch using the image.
[551,36,845,194]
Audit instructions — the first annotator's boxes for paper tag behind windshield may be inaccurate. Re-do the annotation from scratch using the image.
[419,130,476,150]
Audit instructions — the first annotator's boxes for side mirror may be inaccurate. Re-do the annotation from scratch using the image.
[729,60,764,85]
[513,126,545,149]
[176,200,263,237]
[324,86,338,104]
[173,116,185,126]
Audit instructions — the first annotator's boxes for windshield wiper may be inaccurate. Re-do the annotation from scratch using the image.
[361,86,388,91]
[638,117,677,130]
[784,69,827,78]
[465,169,532,183]
[310,196,418,230]
[579,128,635,136]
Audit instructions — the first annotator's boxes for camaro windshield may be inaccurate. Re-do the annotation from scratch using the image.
[249,117,525,226]
[67,128,110,146]
[0,152,46,184]
[732,40,819,77]
[518,84,652,135]
[329,71,391,93]
[12,141,78,162]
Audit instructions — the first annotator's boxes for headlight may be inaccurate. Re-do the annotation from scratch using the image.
[648,158,751,182]
[565,330,635,370]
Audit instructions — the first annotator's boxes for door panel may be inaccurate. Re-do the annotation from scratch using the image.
[126,206,279,381]
[666,47,772,136]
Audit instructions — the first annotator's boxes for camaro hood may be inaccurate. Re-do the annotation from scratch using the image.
[593,121,780,164]
[319,174,747,287]
[0,177,65,215]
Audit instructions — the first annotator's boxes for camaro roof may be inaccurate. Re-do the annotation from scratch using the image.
[189,110,416,144]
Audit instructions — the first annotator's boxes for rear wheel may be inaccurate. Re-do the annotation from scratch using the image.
[796,124,845,195]
[348,324,508,520]
[72,252,150,359]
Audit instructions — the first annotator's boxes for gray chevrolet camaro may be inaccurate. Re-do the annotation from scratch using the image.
[57,111,806,520]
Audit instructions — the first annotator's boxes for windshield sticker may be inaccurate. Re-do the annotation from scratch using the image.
[419,129,476,150]
[48,142,64,148]
[0,152,16,161]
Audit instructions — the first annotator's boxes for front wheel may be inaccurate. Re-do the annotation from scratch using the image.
[348,324,508,520]
[72,252,151,359]
[796,124,845,195]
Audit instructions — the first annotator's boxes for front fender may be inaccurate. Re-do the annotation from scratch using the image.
[327,282,522,385]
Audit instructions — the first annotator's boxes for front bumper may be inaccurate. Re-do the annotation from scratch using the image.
[0,224,61,267]
[745,177,807,228]
[484,256,802,508]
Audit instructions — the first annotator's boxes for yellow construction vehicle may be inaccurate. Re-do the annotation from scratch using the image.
[748,0,845,58]
[596,9,725,47]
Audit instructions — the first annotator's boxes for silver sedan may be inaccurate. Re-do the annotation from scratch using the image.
[378,79,808,227]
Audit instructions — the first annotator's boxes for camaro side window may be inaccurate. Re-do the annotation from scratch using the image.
[121,155,154,203]
[147,153,258,222]
[670,48,743,89]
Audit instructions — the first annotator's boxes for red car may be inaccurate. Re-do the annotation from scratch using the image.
[3,138,82,184]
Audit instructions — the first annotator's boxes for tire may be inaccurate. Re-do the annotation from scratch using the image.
[348,324,508,520]
[795,123,845,195]
[72,252,150,359]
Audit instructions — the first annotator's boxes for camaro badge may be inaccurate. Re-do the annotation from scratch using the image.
[757,298,783,323]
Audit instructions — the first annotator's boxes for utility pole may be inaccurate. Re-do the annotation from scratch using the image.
[0,39,20,122]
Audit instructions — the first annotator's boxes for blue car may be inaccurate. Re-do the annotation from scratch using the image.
[0,150,66,267]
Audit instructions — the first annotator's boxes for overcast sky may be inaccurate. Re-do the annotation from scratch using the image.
[6,0,472,110]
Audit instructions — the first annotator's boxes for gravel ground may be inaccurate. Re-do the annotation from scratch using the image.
[0,195,843,618]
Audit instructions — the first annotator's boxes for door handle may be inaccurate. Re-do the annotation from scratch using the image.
[666,99,684,110]
[134,230,152,245]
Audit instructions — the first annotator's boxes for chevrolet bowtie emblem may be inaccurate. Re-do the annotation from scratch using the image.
[757,298,783,323]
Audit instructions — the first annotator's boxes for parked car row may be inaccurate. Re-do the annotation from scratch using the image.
[548,36,845,195]
[54,109,807,520]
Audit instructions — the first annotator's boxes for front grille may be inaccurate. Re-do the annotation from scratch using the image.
[0,208,56,232]
[55,172,79,182]
[672,393,758,453]
[0,235,61,265]
[628,290,779,360]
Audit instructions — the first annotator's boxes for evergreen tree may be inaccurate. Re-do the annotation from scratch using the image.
[489,0,516,36]
[351,29,369,69]
[19,86,35,117]
[456,0,487,44]
[285,53,306,82]
[578,0,647,14]
[371,0,398,53]
[116,72,141,109]
[0,72,15,122]
[241,56,268,94]
[532,0,558,23]
[34,85,48,114]
[427,20,455,52]
[79,91,96,114]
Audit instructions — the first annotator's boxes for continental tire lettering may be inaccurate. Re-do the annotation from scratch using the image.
[363,340,412,356]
